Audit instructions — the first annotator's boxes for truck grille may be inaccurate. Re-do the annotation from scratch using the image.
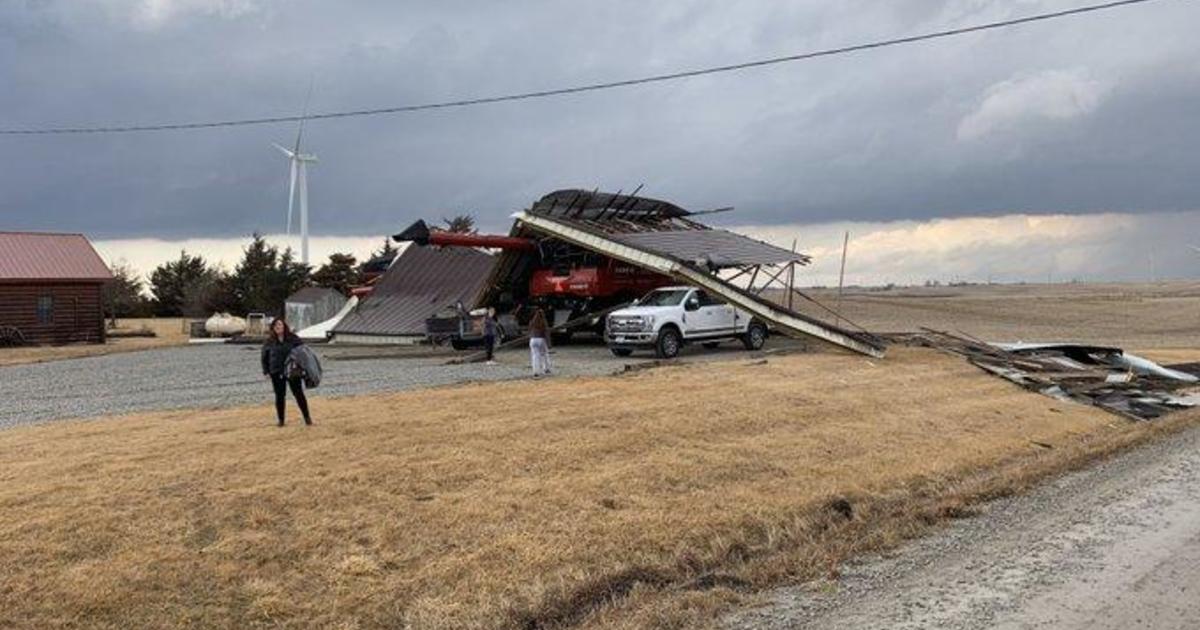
[608,316,646,333]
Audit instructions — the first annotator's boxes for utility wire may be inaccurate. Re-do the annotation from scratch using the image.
[0,0,1173,136]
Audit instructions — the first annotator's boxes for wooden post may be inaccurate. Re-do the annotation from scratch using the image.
[787,237,798,310]
[836,230,849,326]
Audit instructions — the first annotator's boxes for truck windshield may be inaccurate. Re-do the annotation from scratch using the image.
[637,289,690,307]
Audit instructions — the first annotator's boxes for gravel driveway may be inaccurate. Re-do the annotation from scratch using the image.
[725,423,1200,630]
[0,343,623,429]
[0,338,787,429]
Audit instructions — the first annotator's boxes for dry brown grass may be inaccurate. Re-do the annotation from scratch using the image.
[0,318,189,367]
[2,346,1186,629]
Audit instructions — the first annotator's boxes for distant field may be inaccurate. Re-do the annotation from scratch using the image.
[0,318,189,367]
[3,347,1193,629]
[786,281,1200,350]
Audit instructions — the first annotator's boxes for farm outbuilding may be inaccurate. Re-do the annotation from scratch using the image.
[284,287,348,333]
[0,232,113,346]
[330,244,497,344]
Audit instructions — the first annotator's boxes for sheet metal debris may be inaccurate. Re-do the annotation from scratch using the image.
[901,330,1200,420]
[503,190,886,358]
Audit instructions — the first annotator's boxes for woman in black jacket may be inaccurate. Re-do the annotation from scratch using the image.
[261,317,312,426]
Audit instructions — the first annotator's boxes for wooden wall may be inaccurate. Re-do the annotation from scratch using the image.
[0,282,106,345]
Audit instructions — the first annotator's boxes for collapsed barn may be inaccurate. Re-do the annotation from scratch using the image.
[393,189,886,358]
[330,243,496,344]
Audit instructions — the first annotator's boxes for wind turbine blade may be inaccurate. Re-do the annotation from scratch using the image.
[273,143,294,158]
[292,122,303,154]
[294,78,315,154]
[286,160,297,236]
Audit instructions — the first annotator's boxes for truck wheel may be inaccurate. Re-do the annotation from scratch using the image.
[742,321,768,351]
[656,327,682,359]
[610,347,633,357]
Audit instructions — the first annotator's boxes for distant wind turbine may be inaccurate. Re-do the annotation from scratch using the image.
[274,91,317,265]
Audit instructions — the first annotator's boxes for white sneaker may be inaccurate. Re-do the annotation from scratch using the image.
[486,360,497,365]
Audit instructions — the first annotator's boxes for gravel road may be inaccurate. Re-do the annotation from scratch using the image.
[0,339,786,429]
[0,343,622,429]
[726,423,1200,630]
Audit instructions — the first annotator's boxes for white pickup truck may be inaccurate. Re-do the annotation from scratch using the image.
[605,286,768,358]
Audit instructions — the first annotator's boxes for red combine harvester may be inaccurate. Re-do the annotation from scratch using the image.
[393,220,672,344]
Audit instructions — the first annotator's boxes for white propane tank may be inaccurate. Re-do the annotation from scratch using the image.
[204,312,248,337]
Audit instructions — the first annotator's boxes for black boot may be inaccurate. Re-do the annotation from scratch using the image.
[277,419,285,427]
[303,416,313,426]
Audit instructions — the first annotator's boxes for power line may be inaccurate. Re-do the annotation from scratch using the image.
[0,0,1174,136]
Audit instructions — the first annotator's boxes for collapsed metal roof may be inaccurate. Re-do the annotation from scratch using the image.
[907,331,1200,420]
[497,189,885,357]
[532,189,690,221]
[528,189,809,269]
[332,244,496,338]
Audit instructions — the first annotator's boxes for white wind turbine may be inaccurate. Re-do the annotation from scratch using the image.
[273,116,318,265]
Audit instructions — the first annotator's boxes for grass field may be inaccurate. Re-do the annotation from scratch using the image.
[4,283,1200,628]
[3,345,1193,629]
[795,281,1200,349]
[0,318,188,367]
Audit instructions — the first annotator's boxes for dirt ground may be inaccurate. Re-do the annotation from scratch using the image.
[726,419,1200,630]
[0,318,189,366]
[0,346,1169,630]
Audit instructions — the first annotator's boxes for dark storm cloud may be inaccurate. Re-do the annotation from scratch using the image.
[2,0,1198,239]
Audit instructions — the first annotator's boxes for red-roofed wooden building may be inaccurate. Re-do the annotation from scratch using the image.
[0,232,114,345]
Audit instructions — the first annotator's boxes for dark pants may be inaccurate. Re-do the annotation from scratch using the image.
[270,373,311,424]
[483,334,496,361]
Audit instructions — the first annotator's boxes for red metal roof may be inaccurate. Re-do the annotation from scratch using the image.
[0,232,113,282]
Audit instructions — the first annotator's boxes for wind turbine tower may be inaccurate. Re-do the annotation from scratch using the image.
[274,118,318,265]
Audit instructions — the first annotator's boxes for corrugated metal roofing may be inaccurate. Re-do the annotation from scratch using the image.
[613,229,810,267]
[531,189,690,220]
[332,245,496,337]
[0,232,113,282]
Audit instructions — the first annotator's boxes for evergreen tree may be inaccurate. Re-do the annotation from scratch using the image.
[442,214,476,234]
[275,247,312,307]
[371,237,399,261]
[227,234,279,314]
[312,252,360,295]
[225,235,311,315]
[149,251,215,316]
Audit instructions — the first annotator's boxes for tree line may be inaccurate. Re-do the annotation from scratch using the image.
[104,215,474,320]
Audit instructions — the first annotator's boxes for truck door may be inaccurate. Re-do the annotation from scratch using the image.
[689,290,726,334]
[682,290,708,335]
[699,291,736,332]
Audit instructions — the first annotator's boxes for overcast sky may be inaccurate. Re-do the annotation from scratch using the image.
[3,0,1199,243]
